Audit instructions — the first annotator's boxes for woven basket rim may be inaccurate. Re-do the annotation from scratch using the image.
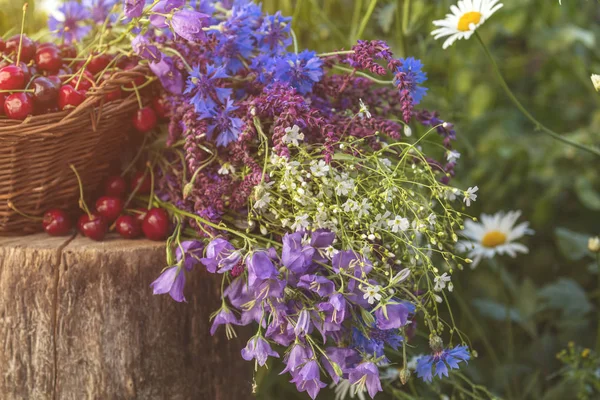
[0,64,150,136]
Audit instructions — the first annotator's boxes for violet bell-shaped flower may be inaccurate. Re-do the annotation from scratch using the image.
[348,361,383,399]
[150,265,186,302]
[374,301,412,330]
[124,0,145,18]
[209,306,240,336]
[149,0,185,28]
[289,360,327,400]
[281,341,313,374]
[169,9,210,42]
[282,232,315,275]
[241,336,279,366]
[149,56,184,94]
[247,250,278,287]
[200,238,238,273]
[132,35,162,63]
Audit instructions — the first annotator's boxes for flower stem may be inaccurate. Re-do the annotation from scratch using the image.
[475,32,600,159]
[332,64,394,85]
[317,50,355,58]
[596,253,600,352]
[355,0,379,41]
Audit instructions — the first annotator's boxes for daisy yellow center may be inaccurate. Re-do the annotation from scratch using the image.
[457,11,482,32]
[481,230,507,248]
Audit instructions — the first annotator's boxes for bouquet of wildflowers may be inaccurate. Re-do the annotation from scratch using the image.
[65,0,487,397]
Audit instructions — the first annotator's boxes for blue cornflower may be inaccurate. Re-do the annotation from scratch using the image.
[256,12,292,54]
[352,327,403,360]
[394,57,428,105]
[250,53,278,85]
[197,98,244,147]
[82,0,117,24]
[48,1,92,44]
[274,51,324,95]
[214,31,255,74]
[185,64,232,111]
[416,345,470,383]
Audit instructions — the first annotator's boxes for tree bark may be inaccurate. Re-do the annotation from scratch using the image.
[0,234,251,400]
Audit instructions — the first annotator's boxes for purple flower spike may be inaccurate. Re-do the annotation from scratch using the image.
[210,307,240,335]
[241,336,279,366]
[348,362,383,399]
[375,302,411,330]
[124,0,145,18]
[132,35,162,63]
[150,266,186,302]
[169,10,210,42]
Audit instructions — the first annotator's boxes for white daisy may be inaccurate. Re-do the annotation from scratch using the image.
[431,0,504,49]
[457,210,534,267]
[330,379,367,400]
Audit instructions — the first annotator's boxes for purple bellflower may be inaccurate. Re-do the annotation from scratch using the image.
[124,0,145,18]
[290,360,327,400]
[348,361,383,399]
[132,35,162,63]
[150,265,186,302]
[149,56,184,94]
[169,10,210,42]
[241,336,280,366]
[150,0,185,28]
[200,238,240,273]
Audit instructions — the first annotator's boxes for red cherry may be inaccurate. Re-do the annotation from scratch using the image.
[77,213,108,241]
[58,85,86,110]
[59,44,77,59]
[68,70,95,91]
[35,46,63,72]
[4,93,33,120]
[104,176,127,198]
[132,208,149,225]
[95,196,124,222]
[132,107,157,133]
[115,215,142,239]
[142,208,169,241]
[0,93,6,116]
[32,77,59,107]
[130,171,151,194]
[43,209,72,236]
[46,75,62,87]
[87,54,111,75]
[105,87,122,102]
[5,35,36,63]
[152,96,169,120]
[0,65,25,90]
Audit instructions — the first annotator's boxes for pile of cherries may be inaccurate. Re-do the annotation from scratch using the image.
[42,171,170,241]
[0,33,164,133]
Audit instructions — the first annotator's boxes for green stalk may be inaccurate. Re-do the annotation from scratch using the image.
[355,0,379,42]
[475,33,600,159]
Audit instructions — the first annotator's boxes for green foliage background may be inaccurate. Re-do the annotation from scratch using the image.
[12,0,600,399]
[257,1,600,399]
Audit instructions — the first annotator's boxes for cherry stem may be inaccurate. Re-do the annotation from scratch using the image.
[0,89,34,93]
[6,200,42,221]
[16,3,28,66]
[147,160,155,210]
[121,76,157,92]
[121,133,149,177]
[132,83,144,109]
[69,164,92,218]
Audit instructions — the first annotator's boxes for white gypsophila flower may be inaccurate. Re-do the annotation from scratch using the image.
[291,214,310,231]
[358,99,371,119]
[373,211,391,229]
[431,0,504,49]
[330,379,367,400]
[254,192,272,210]
[457,210,534,267]
[388,216,410,233]
[357,199,372,218]
[343,199,359,213]
[591,74,600,92]
[403,125,412,137]
[445,187,460,201]
[218,162,236,175]
[310,160,330,177]
[434,272,452,292]
[446,150,461,163]
[463,186,479,207]
[362,285,382,305]
[325,245,339,259]
[427,213,437,226]
[335,178,355,197]
[380,158,392,168]
[433,294,443,303]
[283,124,305,146]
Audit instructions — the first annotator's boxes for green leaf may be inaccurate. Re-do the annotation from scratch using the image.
[538,278,593,318]
[472,298,522,322]
[575,176,600,210]
[554,227,593,261]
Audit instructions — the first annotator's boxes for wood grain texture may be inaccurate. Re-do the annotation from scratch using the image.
[0,234,251,400]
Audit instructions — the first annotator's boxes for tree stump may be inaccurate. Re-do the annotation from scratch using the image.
[0,234,251,400]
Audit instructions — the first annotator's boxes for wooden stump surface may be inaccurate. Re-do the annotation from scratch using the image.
[0,234,251,400]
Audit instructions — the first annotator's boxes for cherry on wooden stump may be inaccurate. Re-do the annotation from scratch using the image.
[42,209,72,236]
[115,215,142,239]
[77,213,108,241]
[95,196,124,222]
[142,208,169,241]
[104,176,127,198]
[130,171,151,195]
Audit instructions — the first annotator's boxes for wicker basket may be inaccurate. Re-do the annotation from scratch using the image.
[0,66,149,235]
